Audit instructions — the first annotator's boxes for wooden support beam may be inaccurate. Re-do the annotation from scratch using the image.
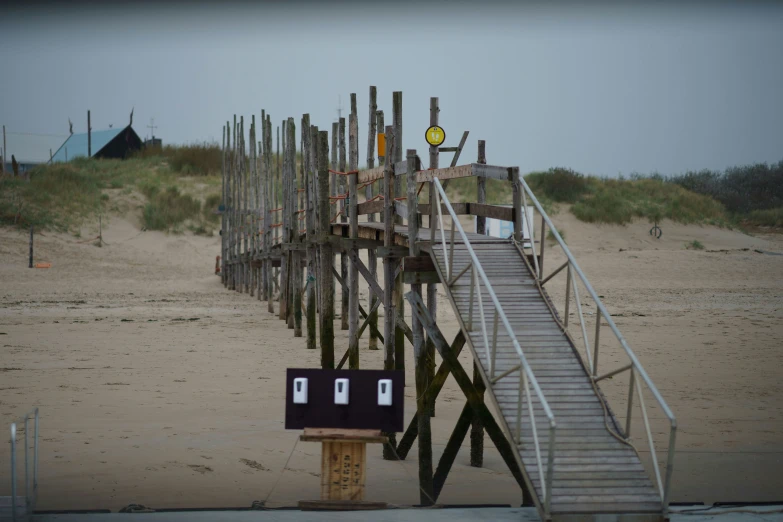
[395,331,466,459]
[339,116,349,332]
[377,245,409,259]
[402,256,436,272]
[381,125,398,461]
[307,123,319,347]
[356,199,385,216]
[317,130,334,369]
[419,203,469,216]
[471,362,486,468]
[433,402,473,499]
[406,290,534,506]
[348,103,360,369]
[470,203,514,222]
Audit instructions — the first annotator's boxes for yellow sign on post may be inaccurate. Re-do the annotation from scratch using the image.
[377,133,386,158]
[425,126,446,147]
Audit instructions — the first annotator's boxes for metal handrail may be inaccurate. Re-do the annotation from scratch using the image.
[9,408,39,522]
[432,178,556,516]
[518,176,677,514]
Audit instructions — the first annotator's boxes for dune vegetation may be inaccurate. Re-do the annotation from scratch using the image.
[1,143,780,235]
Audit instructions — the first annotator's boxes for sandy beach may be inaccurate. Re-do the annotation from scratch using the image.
[1,214,782,511]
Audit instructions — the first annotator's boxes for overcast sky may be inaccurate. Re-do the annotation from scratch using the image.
[2,1,781,175]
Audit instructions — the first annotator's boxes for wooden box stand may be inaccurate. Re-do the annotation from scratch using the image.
[298,428,389,511]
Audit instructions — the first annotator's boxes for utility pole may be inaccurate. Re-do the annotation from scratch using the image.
[2,125,6,174]
[336,95,343,123]
[87,110,92,157]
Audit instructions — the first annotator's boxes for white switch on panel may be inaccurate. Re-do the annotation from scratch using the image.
[334,378,350,405]
[378,379,393,406]
[293,377,308,404]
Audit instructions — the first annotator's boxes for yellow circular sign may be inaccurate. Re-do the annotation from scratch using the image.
[425,126,446,147]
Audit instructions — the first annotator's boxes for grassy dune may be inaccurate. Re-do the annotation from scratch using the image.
[2,147,780,235]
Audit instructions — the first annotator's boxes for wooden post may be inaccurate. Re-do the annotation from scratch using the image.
[512,167,522,242]
[306,123,318,350]
[330,121,338,324]
[407,147,434,504]
[348,105,360,369]
[339,116,349,331]
[221,124,227,286]
[289,118,302,336]
[280,120,289,319]
[249,117,256,297]
[258,109,269,301]
[471,139,487,468]
[242,116,249,294]
[2,125,5,174]
[425,97,439,414]
[392,92,405,373]
[476,141,487,235]
[232,115,238,291]
[274,125,280,296]
[366,87,379,351]
[87,110,91,157]
[28,225,33,268]
[267,116,275,312]
[381,126,398,461]
[317,130,334,369]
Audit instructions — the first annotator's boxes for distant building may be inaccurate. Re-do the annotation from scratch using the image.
[51,125,142,163]
[144,137,162,148]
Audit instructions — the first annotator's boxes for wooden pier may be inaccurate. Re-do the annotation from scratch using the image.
[218,89,676,522]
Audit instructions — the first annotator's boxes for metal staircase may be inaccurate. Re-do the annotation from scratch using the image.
[427,178,676,522]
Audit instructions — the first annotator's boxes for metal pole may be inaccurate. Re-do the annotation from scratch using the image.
[28,226,33,268]
[11,423,17,521]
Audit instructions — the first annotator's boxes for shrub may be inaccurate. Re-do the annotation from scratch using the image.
[142,186,202,231]
[525,168,590,203]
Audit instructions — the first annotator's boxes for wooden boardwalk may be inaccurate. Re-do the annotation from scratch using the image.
[221,89,674,522]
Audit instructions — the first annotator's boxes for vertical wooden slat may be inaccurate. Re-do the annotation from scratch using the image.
[339,116,349,331]
[318,130,335,369]
[348,101,360,369]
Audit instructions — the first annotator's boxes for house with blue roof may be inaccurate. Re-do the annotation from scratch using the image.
[51,125,142,163]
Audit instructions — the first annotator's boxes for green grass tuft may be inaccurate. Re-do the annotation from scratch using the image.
[142,186,202,231]
[744,207,783,228]
[685,240,705,250]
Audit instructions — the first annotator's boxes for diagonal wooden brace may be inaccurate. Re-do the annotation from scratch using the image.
[405,290,533,506]
[396,330,466,459]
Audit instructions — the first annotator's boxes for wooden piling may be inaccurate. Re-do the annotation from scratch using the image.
[28,225,33,268]
[317,130,335,369]
[274,125,280,297]
[471,139,487,468]
[289,118,302,336]
[348,104,360,369]
[280,120,289,320]
[221,124,228,287]
[330,122,338,324]
[339,116,349,331]
[306,122,318,350]
[407,147,434,504]
[426,97,439,413]
[267,116,275,313]
[392,93,405,373]
[249,117,256,298]
[381,125,398,460]
[366,87,379,351]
